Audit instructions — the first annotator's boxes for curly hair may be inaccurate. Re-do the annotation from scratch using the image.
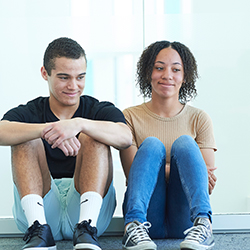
[137,41,198,104]
[43,37,87,76]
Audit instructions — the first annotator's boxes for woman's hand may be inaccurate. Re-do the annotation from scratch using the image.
[208,167,217,195]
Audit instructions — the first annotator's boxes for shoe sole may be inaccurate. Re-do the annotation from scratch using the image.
[73,243,101,250]
[180,241,215,250]
[23,246,57,250]
[122,242,157,250]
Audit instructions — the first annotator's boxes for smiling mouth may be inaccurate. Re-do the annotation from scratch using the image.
[159,82,174,87]
[63,92,78,96]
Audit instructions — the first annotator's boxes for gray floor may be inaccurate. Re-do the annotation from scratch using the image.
[1,233,250,250]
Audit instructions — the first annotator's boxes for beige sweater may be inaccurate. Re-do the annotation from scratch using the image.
[123,103,217,163]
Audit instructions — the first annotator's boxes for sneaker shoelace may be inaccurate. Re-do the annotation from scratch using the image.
[23,220,42,242]
[124,222,152,247]
[183,224,211,243]
[77,219,97,237]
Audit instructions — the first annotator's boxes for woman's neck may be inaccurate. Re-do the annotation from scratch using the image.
[146,97,184,118]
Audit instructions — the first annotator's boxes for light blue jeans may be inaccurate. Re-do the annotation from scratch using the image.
[123,135,212,239]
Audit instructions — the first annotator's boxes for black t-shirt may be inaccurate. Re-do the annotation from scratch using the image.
[1,95,126,179]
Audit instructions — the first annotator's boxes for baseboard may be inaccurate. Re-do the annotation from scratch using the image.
[212,213,250,233]
[0,216,125,237]
[1,213,250,237]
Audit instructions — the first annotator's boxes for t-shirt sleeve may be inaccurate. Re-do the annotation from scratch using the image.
[95,102,127,124]
[1,97,45,123]
[195,111,217,151]
[2,105,30,122]
[123,108,137,147]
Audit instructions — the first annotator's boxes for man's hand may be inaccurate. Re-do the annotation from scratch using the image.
[42,119,81,156]
[57,137,81,156]
[208,167,217,195]
[42,119,80,148]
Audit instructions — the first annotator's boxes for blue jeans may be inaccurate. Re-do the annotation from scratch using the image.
[122,135,212,239]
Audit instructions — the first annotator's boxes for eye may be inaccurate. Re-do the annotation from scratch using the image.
[78,75,85,80]
[155,66,163,71]
[59,76,68,80]
[173,68,181,72]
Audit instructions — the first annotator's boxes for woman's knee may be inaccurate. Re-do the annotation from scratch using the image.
[139,137,166,157]
[171,135,197,154]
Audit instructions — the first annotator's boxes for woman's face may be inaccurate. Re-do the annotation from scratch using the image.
[151,47,184,101]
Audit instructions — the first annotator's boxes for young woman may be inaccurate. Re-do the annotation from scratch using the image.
[120,41,217,250]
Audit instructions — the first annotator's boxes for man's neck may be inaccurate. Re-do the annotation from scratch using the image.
[49,98,79,120]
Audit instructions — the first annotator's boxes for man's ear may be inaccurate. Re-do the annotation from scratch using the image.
[41,66,48,80]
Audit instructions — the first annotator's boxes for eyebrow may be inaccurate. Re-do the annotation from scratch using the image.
[155,61,182,66]
[56,72,86,77]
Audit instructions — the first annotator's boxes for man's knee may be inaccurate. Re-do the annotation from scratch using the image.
[78,133,110,155]
[12,138,44,157]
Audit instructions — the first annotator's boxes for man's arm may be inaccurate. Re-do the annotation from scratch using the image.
[0,120,47,146]
[200,148,217,195]
[42,117,132,150]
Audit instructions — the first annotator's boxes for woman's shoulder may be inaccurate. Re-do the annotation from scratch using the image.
[185,104,208,116]
[123,103,145,114]
[184,105,212,124]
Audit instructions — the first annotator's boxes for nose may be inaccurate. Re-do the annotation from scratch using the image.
[67,79,77,89]
[162,68,173,80]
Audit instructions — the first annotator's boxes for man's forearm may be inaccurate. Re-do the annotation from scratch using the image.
[0,121,47,146]
[77,119,132,150]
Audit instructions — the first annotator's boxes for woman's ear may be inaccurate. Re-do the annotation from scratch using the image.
[41,66,48,80]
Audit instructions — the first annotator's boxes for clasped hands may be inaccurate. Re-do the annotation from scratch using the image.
[41,119,81,157]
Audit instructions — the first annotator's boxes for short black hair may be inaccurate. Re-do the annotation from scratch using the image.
[137,40,198,104]
[43,37,87,76]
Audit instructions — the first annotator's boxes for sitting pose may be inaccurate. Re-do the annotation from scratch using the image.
[120,40,217,250]
[0,37,132,250]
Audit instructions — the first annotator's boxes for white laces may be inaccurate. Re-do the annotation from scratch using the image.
[124,221,152,247]
[183,225,211,243]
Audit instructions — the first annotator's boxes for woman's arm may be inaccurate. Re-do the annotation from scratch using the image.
[200,148,217,195]
[119,145,137,181]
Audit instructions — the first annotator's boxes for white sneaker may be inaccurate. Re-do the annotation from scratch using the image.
[180,217,215,250]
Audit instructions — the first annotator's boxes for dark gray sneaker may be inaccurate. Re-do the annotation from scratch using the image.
[73,220,101,250]
[122,221,157,250]
[22,220,56,250]
[180,217,215,250]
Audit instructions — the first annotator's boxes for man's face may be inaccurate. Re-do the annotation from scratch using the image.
[41,56,87,109]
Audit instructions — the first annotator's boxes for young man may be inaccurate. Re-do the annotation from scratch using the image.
[0,37,132,250]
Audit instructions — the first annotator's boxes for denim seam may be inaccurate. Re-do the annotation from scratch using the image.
[172,154,193,214]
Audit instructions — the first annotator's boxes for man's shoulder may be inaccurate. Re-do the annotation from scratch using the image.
[80,95,115,107]
[79,95,116,115]
[2,96,48,122]
[16,96,48,114]
[26,96,48,105]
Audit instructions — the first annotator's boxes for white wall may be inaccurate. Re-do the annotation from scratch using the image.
[142,0,250,213]
[0,0,250,221]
